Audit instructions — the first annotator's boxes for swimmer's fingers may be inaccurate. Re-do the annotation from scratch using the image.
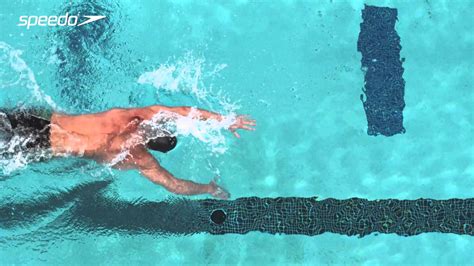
[229,114,255,137]
[240,125,255,131]
[234,116,256,127]
[238,115,255,122]
[209,179,230,200]
[232,131,241,138]
[231,123,255,131]
[214,187,230,200]
[243,120,256,126]
[240,116,256,126]
[229,128,241,138]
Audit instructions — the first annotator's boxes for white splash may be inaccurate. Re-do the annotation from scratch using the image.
[0,42,58,175]
[137,53,228,101]
[0,138,53,176]
[137,53,239,154]
[139,110,236,154]
[106,109,237,166]
[173,109,236,154]
[0,41,58,110]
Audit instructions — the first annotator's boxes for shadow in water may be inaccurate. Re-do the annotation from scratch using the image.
[1,180,472,243]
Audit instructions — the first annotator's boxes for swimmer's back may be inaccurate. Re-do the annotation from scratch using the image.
[50,108,140,157]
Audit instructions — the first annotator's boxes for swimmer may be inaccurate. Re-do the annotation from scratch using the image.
[0,106,256,199]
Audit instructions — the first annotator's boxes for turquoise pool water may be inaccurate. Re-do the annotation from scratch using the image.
[1,0,473,265]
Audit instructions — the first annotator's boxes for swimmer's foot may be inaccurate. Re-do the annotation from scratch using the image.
[208,179,230,200]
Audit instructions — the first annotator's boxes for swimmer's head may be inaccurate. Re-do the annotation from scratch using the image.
[146,136,177,153]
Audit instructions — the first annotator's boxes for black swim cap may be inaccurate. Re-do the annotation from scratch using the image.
[146,136,177,153]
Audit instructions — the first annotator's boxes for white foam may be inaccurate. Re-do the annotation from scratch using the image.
[137,53,218,100]
[0,42,58,110]
[0,42,59,175]
[141,110,236,153]
[173,109,236,154]
[106,109,237,166]
[136,53,239,155]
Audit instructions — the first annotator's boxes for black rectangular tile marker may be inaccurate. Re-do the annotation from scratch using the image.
[357,5,406,136]
[1,180,472,237]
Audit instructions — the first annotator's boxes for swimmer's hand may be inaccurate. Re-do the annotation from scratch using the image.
[208,179,230,200]
[229,115,256,138]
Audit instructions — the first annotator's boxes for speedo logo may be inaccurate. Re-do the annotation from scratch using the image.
[18,13,106,29]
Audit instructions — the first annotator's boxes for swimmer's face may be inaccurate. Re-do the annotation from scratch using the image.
[146,136,177,153]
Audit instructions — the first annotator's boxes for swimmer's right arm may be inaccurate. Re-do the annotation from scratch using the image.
[131,146,229,199]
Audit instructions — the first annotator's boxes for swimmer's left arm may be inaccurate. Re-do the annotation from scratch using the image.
[142,105,256,137]
[183,108,257,138]
[164,106,224,121]
[139,105,222,121]
[162,107,257,137]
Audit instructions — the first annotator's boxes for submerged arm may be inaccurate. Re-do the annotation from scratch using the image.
[131,146,229,198]
[134,146,210,195]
